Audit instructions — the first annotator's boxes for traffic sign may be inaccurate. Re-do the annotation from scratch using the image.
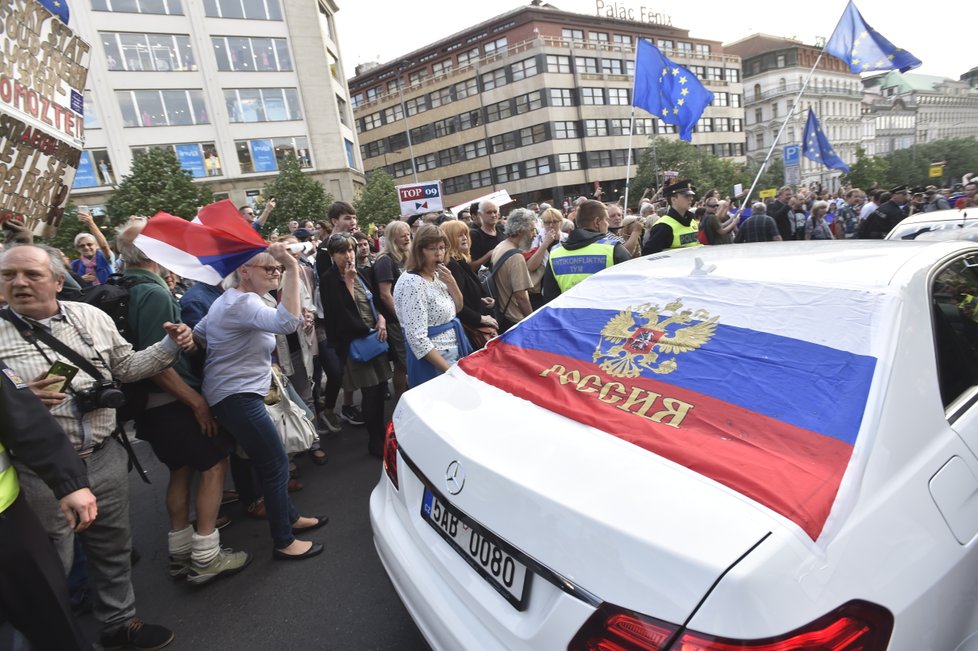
[783,145,801,166]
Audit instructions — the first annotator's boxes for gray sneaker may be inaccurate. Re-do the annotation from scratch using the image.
[187,548,252,585]
[168,554,190,579]
[318,410,342,433]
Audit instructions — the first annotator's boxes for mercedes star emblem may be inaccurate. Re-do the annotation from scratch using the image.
[445,460,466,495]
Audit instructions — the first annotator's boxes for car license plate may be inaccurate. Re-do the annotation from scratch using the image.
[421,489,530,610]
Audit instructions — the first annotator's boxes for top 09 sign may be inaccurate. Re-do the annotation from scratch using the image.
[397,181,444,215]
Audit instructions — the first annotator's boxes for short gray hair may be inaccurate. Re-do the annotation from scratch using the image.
[116,223,153,266]
[73,232,96,248]
[811,200,830,214]
[0,243,67,280]
[504,208,537,238]
[752,202,767,215]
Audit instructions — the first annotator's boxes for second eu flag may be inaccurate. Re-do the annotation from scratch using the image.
[803,109,850,175]
[632,39,713,141]
[824,1,921,73]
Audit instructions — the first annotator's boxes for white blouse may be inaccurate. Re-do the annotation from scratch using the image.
[393,272,458,360]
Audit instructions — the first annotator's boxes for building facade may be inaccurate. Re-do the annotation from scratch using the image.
[348,3,746,209]
[725,35,862,190]
[68,0,363,211]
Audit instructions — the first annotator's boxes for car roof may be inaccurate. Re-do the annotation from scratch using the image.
[887,208,978,240]
[617,240,978,291]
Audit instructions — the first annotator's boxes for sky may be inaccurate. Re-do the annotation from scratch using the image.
[335,0,966,81]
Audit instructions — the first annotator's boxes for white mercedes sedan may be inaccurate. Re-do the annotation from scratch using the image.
[371,241,978,651]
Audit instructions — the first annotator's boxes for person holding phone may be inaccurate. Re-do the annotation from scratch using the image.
[70,210,114,287]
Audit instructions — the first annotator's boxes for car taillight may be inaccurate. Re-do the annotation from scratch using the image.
[383,420,399,490]
[569,601,892,651]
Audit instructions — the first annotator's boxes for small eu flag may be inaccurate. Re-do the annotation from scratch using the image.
[824,1,920,73]
[802,109,850,174]
[38,0,70,24]
[632,39,714,141]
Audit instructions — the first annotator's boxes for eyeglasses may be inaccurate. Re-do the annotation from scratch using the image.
[706,203,719,208]
[242,211,255,217]
[247,264,285,275]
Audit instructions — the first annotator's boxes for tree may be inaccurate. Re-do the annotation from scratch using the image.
[260,154,333,235]
[884,138,978,188]
[106,148,212,224]
[354,170,400,229]
[842,145,889,191]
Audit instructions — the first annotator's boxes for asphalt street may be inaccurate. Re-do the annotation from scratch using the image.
[3,410,431,651]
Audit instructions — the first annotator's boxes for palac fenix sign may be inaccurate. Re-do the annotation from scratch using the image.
[594,0,672,27]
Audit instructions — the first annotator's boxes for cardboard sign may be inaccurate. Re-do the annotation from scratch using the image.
[397,181,444,215]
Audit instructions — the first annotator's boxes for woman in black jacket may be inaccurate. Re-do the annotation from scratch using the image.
[320,233,391,457]
[440,220,497,349]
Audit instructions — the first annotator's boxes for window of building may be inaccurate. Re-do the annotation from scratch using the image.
[607,88,628,105]
[519,124,546,145]
[224,88,301,122]
[713,92,728,107]
[754,107,763,123]
[459,109,482,130]
[706,67,723,81]
[469,169,492,189]
[732,118,743,132]
[457,47,480,66]
[575,57,598,74]
[612,34,632,46]
[409,124,433,144]
[408,69,428,85]
[415,153,437,173]
[484,37,508,55]
[562,28,584,41]
[117,89,209,127]
[429,86,452,109]
[383,104,403,123]
[634,118,655,134]
[587,150,613,168]
[658,123,676,134]
[584,119,608,137]
[489,132,518,153]
[351,93,364,109]
[92,0,184,14]
[485,99,513,123]
[454,77,478,99]
[361,140,385,159]
[714,117,730,132]
[694,43,711,56]
[755,133,764,149]
[677,42,693,54]
[658,39,674,51]
[689,65,706,78]
[433,116,458,137]
[609,118,630,135]
[696,117,712,132]
[511,57,538,81]
[549,88,574,106]
[525,156,551,177]
[391,160,414,178]
[557,152,582,171]
[211,36,291,71]
[553,121,578,139]
[405,96,428,116]
[546,55,571,73]
[461,140,487,160]
[72,149,117,188]
[83,92,101,129]
[601,59,624,75]
[626,59,635,76]
[588,31,609,42]
[432,60,453,76]
[203,0,281,19]
[731,93,742,108]
[771,102,779,119]
[515,90,543,114]
[362,112,382,130]
[612,149,631,166]
[131,141,222,178]
[727,68,740,83]
[386,79,399,94]
[480,67,507,91]
[101,32,196,72]
[438,148,458,167]
[776,54,786,68]
[581,88,604,105]
[494,163,521,183]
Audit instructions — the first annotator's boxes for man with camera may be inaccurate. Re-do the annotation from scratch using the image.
[0,243,194,651]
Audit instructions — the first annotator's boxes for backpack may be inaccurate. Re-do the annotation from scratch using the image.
[484,248,522,332]
[78,274,158,421]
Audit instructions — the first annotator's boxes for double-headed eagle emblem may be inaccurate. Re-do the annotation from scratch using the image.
[593,299,718,378]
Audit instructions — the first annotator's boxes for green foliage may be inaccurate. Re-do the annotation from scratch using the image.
[261,154,333,235]
[882,138,978,188]
[842,146,890,191]
[629,137,752,208]
[354,170,400,229]
[106,148,212,224]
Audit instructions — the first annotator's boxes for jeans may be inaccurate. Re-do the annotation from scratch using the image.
[317,340,343,410]
[213,393,299,550]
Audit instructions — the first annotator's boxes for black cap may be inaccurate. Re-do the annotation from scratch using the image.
[292,227,312,241]
[663,179,696,198]
[889,185,909,195]
[406,214,423,226]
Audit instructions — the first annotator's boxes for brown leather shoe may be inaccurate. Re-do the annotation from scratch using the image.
[246,499,266,520]
[288,478,304,492]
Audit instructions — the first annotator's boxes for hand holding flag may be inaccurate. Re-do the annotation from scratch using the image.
[632,39,713,141]
[824,1,921,73]
[803,109,850,174]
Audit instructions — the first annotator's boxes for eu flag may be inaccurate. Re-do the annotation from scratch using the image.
[803,109,850,174]
[38,0,70,23]
[824,1,920,73]
[632,39,713,141]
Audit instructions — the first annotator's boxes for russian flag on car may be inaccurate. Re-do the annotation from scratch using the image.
[134,199,268,284]
[458,273,890,541]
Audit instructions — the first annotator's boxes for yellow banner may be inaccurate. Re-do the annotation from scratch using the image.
[929,164,944,178]
[759,188,777,199]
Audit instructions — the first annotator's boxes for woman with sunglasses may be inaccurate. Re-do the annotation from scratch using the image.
[320,233,391,457]
[194,243,328,561]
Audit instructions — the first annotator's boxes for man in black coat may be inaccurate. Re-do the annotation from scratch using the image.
[768,186,794,240]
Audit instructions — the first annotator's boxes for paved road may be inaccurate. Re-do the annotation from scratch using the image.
[0,415,432,651]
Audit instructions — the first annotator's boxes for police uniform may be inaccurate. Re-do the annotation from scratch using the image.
[0,359,92,650]
[642,179,702,255]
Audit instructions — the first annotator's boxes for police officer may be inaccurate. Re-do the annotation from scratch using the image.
[0,358,98,651]
[642,180,702,255]
[858,185,910,239]
[542,200,631,302]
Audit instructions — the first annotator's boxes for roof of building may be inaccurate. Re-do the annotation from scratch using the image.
[722,33,810,59]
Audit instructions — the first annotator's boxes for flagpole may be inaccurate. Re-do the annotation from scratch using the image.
[740,50,826,212]
[623,106,637,212]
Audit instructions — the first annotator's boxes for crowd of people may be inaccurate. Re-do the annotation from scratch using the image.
[0,172,975,650]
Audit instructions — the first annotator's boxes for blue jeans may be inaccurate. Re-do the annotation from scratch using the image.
[213,393,299,549]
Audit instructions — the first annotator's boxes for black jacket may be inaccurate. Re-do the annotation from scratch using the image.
[321,266,373,355]
[642,208,693,255]
[543,229,632,303]
[447,258,487,329]
[0,359,89,500]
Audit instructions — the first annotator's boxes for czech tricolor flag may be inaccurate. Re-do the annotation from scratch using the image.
[134,199,268,284]
[459,274,892,541]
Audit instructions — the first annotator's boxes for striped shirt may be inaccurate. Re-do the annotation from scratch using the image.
[0,302,179,452]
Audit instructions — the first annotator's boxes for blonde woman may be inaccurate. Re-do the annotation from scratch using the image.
[371,220,411,398]
[441,220,497,350]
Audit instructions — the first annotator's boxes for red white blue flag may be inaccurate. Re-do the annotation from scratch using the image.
[458,275,891,541]
[134,199,268,284]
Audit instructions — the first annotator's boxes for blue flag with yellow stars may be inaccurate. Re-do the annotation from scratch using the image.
[632,39,713,141]
[824,1,920,73]
[38,0,70,23]
[803,109,850,174]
